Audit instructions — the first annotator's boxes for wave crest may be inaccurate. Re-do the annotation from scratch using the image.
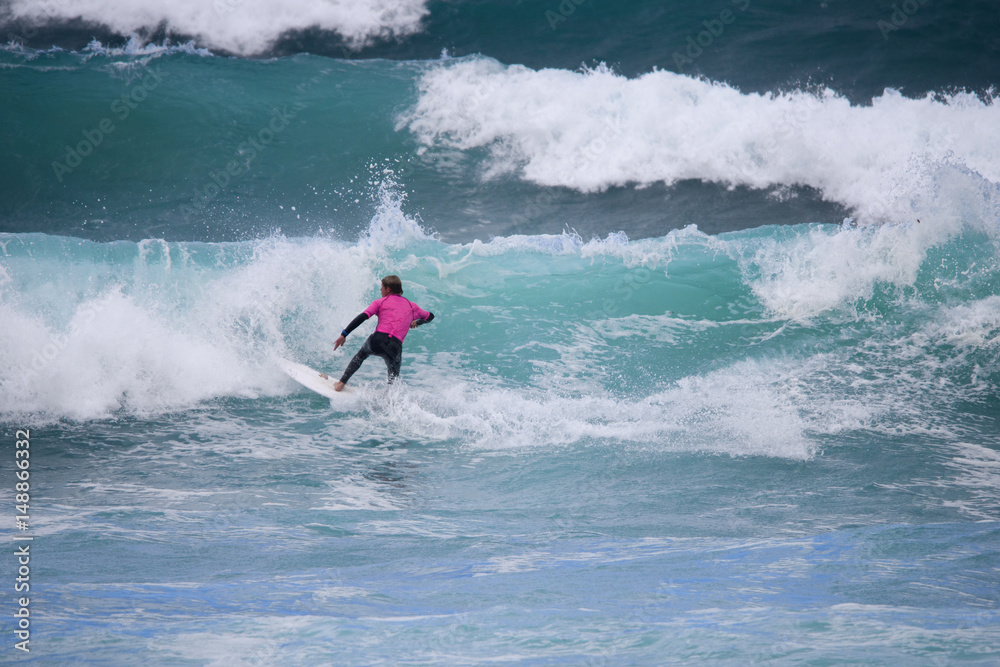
[2,0,429,55]
[402,57,1000,225]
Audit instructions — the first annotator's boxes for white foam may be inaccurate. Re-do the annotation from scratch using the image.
[4,0,429,55]
[0,187,434,422]
[728,165,1000,318]
[924,295,1000,350]
[311,474,409,511]
[371,360,819,459]
[359,176,438,250]
[733,221,936,319]
[443,225,720,279]
[382,321,985,457]
[402,57,1000,224]
[943,442,1000,520]
[460,231,586,257]
[82,34,212,57]
[154,624,307,666]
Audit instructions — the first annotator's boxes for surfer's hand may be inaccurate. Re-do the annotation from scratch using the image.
[410,320,419,329]
[334,334,346,350]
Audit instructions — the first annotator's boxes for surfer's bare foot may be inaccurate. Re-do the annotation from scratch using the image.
[334,381,345,392]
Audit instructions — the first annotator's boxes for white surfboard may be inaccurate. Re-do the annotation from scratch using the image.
[277,357,353,399]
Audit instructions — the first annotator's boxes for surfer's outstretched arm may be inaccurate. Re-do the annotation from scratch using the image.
[333,312,369,351]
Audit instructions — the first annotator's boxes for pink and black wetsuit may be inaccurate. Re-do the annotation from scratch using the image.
[339,293,434,384]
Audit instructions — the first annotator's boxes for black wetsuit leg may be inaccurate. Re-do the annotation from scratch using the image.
[340,332,403,384]
[379,335,403,383]
[339,336,373,384]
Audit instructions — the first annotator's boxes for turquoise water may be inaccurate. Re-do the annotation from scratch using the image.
[4,212,1000,663]
[2,1,1000,664]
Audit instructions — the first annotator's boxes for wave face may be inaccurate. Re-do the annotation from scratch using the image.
[3,47,999,245]
[3,187,998,462]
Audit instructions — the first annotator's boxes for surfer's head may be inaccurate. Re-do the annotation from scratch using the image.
[381,275,403,295]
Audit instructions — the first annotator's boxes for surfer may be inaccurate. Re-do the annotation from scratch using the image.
[329,275,435,391]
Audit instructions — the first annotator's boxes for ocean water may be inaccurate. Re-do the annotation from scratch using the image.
[2,0,1000,664]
